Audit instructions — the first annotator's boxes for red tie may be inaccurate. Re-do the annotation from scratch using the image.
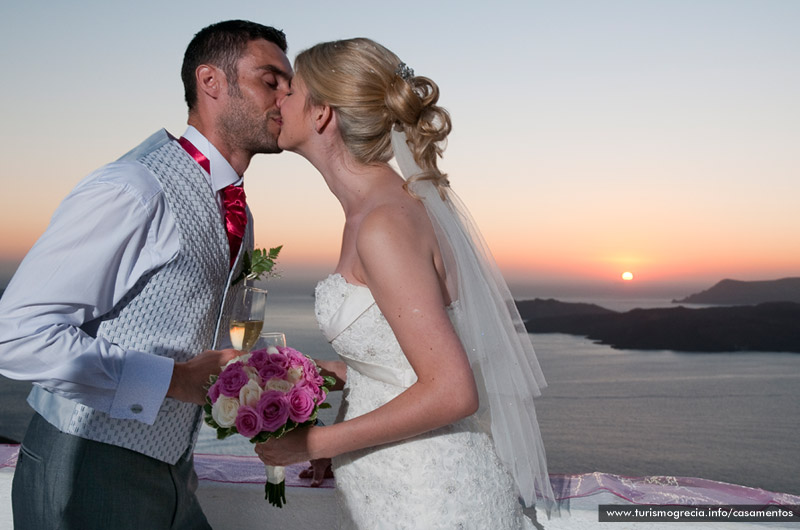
[221,184,247,267]
[178,136,247,267]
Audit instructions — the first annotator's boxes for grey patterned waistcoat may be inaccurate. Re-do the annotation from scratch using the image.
[28,130,250,464]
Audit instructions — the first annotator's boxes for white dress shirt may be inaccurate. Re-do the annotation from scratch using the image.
[0,127,241,425]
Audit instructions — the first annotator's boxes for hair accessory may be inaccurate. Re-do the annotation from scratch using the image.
[395,62,414,81]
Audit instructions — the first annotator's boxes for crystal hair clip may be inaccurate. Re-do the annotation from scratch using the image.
[395,62,414,81]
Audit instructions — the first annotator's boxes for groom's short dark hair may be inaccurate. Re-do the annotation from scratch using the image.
[182,20,287,110]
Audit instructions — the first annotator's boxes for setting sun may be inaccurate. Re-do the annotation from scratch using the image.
[622,272,634,281]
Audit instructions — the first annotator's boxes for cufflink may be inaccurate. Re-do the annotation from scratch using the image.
[130,404,143,414]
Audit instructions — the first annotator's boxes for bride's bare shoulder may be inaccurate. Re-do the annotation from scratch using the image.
[356,195,434,258]
[363,193,428,234]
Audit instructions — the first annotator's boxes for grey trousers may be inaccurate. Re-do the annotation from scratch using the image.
[12,412,211,530]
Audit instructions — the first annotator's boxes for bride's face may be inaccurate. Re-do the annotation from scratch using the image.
[276,75,311,153]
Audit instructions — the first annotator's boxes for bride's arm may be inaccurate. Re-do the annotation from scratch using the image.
[255,204,479,465]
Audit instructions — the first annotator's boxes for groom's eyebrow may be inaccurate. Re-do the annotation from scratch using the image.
[261,64,292,81]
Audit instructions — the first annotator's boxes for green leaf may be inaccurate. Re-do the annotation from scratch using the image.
[233,245,283,285]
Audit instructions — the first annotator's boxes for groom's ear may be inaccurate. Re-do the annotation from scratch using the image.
[196,64,223,100]
[313,104,334,134]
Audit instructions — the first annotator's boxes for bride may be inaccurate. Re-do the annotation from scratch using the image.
[255,38,556,528]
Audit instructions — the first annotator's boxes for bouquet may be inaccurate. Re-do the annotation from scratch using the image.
[204,345,335,507]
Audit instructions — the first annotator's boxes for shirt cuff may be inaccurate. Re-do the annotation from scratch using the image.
[109,350,174,425]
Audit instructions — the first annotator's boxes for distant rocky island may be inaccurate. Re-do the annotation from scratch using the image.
[518,278,800,353]
[674,277,800,305]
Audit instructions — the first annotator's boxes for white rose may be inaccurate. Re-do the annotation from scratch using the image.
[286,366,303,384]
[239,379,263,407]
[265,379,293,393]
[243,366,261,383]
[225,353,250,368]
[211,395,240,427]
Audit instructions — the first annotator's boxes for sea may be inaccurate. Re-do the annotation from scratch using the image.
[2,281,799,496]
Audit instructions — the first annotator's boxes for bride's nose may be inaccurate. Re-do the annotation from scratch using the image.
[276,92,288,109]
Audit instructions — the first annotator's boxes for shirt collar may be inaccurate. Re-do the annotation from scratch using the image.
[181,126,243,192]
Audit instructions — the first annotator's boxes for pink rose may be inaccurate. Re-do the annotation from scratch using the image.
[258,363,287,382]
[279,347,306,367]
[207,380,221,404]
[267,351,291,370]
[317,385,328,404]
[257,390,289,432]
[297,380,327,404]
[302,362,324,387]
[235,405,263,438]
[301,355,319,372]
[287,385,316,423]
[217,363,250,398]
[247,349,270,370]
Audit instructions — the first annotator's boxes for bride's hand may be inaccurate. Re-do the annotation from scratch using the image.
[298,458,334,487]
[254,427,314,466]
[314,359,347,391]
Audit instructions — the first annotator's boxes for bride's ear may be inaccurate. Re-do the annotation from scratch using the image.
[313,104,334,134]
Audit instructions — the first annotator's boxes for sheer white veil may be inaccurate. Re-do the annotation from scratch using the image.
[391,129,556,511]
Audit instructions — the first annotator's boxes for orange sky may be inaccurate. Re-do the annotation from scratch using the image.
[1,1,798,293]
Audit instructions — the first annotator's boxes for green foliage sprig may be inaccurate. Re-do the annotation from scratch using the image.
[232,246,282,285]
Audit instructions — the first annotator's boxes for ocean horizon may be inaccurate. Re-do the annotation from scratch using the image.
[2,280,798,496]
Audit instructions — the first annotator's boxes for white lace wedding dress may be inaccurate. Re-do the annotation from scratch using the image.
[316,273,535,529]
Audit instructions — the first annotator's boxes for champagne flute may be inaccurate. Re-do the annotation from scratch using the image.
[253,332,287,351]
[229,285,268,352]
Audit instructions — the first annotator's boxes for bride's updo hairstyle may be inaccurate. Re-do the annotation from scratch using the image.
[295,38,452,194]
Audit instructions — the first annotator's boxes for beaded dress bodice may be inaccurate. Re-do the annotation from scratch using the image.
[315,274,535,529]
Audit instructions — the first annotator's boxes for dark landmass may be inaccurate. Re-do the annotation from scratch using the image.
[517,298,800,353]
[675,277,800,305]
[515,298,616,319]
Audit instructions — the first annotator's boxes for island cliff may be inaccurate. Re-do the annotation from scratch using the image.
[674,277,800,305]
[518,298,800,353]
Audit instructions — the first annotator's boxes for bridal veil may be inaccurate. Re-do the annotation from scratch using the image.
[391,129,556,511]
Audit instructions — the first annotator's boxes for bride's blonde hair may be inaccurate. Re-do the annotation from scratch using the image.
[294,38,452,194]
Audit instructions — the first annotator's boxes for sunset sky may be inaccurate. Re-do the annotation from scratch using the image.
[1,1,798,296]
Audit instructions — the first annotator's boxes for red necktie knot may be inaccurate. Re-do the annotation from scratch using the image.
[221,184,247,267]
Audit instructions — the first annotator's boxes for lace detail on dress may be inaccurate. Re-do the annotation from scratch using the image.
[315,274,535,529]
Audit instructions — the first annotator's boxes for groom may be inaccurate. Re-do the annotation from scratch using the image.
[0,20,293,529]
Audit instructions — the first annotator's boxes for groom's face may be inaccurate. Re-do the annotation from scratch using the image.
[219,39,293,155]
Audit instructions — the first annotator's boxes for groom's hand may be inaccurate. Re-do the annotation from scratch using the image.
[167,349,241,405]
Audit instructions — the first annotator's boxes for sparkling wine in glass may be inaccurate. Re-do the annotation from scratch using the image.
[229,285,268,352]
